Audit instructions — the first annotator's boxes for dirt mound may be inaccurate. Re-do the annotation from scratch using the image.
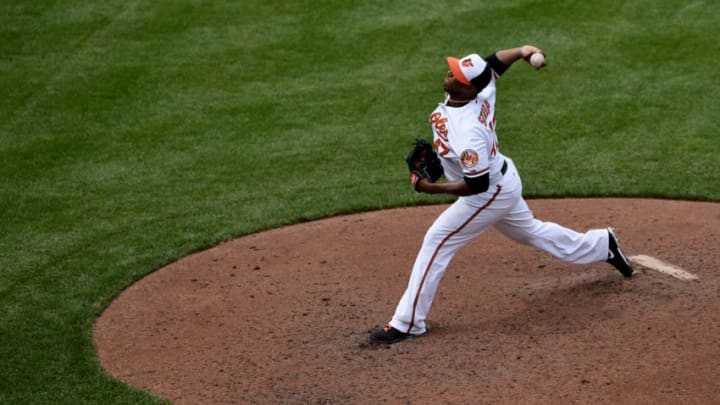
[94,199,720,404]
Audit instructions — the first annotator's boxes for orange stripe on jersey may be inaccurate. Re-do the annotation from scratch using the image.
[464,167,490,178]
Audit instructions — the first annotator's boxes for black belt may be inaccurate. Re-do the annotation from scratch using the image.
[500,159,507,175]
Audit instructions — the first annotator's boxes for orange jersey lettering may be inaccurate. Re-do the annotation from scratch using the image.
[430,112,449,142]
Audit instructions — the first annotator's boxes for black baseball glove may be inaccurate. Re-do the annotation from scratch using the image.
[405,139,444,191]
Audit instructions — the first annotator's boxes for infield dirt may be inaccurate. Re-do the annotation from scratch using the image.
[95,198,720,404]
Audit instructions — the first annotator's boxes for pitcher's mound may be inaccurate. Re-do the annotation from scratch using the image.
[94,198,720,404]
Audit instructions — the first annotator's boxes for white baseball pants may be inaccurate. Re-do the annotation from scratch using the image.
[389,159,609,335]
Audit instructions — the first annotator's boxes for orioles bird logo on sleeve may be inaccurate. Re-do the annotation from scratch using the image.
[460,149,479,168]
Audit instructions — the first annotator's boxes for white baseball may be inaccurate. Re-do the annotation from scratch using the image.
[530,52,545,68]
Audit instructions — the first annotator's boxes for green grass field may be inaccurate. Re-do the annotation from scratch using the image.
[1,1,718,403]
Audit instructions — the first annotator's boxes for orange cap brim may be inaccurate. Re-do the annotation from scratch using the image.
[447,56,470,85]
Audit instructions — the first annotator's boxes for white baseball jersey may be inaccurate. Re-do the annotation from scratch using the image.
[430,74,507,205]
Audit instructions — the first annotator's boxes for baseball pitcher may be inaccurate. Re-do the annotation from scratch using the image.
[370,45,633,344]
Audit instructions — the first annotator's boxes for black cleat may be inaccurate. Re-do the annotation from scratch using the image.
[607,227,633,278]
[369,324,409,345]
